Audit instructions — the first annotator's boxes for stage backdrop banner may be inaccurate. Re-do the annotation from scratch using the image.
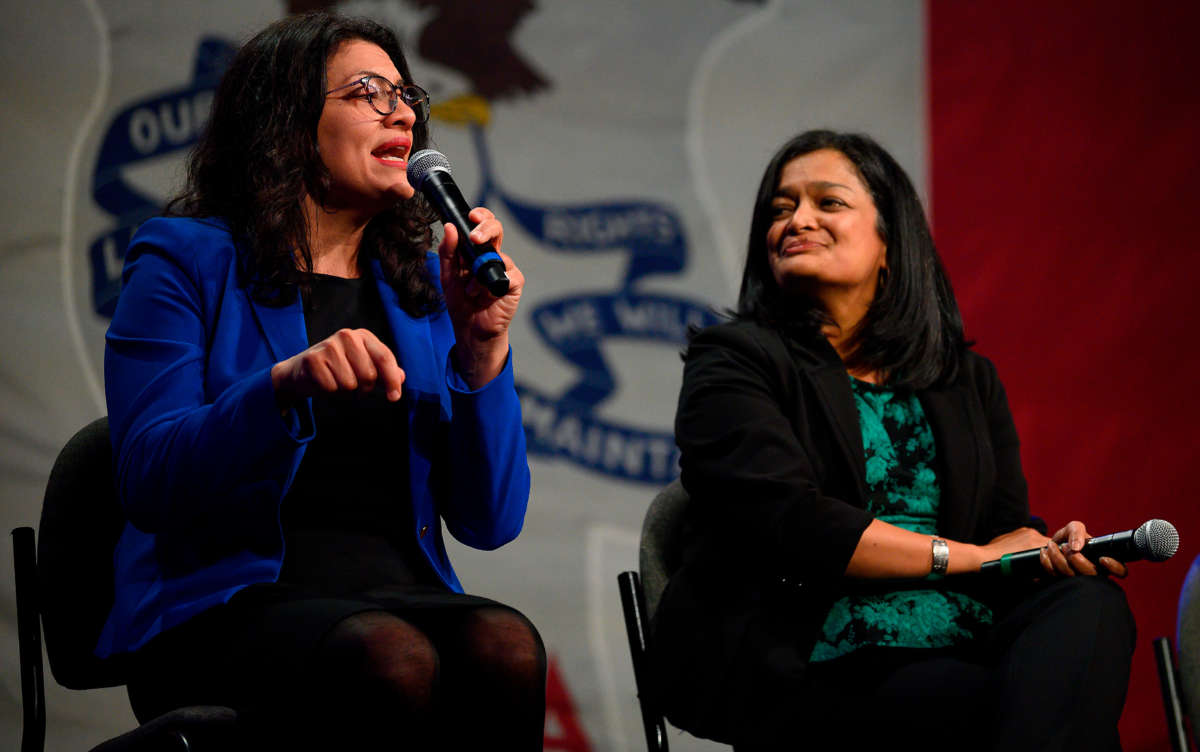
[1,1,1193,750]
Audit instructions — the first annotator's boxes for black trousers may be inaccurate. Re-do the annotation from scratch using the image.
[732,576,1135,751]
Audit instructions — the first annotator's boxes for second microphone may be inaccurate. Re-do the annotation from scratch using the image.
[980,519,1179,577]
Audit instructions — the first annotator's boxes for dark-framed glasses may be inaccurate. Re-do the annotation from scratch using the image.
[325,75,431,123]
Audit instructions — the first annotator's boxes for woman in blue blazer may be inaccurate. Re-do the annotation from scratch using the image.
[100,13,541,749]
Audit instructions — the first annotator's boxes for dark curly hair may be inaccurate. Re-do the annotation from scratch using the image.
[738,130,968,390]
[166,12,441,315]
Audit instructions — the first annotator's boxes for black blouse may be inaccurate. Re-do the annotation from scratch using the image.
[277,274,441,593]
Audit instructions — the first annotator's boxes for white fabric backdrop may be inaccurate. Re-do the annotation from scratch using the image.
[0,1,923,748]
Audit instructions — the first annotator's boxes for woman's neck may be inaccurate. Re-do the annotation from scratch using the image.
[818,294,868,353]
[302,196,370,278]
[816,290,881,384]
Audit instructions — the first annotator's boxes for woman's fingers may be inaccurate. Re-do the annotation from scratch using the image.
[498,250,523,295]
[338,329,377,392]
[304,355,340,395]
[361,332,406,401]
[335,329,406,399]
[1042,541,1076,576]
[467,207,503,251]
[1039,520,1129,578]
[1063,545,1100,576]
[1099,556,1129,578]
[1052,520,1107,576]
[274,329,404,403]
[318,334,358,391]
[1053,521,1091,554]
[441,209,506,277]
[439,222,459,265]
[439,222,478,291]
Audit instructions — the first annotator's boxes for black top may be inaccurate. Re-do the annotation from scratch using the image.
[278,274,441,593]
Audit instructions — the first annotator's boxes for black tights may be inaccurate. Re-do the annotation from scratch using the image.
[299,607,546,749]
[129,602,547,751]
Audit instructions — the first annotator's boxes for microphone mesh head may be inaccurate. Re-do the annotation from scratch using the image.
[1134,519,1179,562]
[406,149,451,189]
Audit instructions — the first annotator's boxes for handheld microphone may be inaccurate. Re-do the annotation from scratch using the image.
[980,519,1179,577]
[406,149,510,297]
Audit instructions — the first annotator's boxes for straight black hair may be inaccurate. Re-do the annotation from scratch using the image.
[737,130,967,389]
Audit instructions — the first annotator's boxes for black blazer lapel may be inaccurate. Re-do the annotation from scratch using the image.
[807,365,870,508]
[921,384,984,541]
[781,334,870,509]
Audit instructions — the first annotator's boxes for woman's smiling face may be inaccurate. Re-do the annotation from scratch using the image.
[765,148,887,303]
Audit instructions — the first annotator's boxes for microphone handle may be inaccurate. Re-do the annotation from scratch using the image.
[979,548,1045,577]
[1081,529,1140,561]
[980,529,1145,577]
[421,170,510,297]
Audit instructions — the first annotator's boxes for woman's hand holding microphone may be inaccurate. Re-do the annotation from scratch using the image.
[437,207,524,390]
[977,522,1128,578]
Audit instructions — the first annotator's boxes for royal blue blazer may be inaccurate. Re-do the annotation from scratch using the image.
[96,217,530,657]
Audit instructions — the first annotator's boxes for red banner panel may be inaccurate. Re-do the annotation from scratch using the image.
[929,1,1200,747]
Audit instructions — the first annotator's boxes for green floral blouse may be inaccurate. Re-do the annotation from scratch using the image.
[809,377,993,663]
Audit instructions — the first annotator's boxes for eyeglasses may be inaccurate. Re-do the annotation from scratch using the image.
[325,76,431,123]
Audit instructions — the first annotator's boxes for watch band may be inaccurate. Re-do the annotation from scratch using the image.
[931,538,950,576]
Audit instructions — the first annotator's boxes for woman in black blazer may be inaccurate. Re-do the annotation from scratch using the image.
[653,130,1134,750]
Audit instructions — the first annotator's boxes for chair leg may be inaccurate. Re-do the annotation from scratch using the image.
[619,571,669,752]
[13,527,46,752]
[1154,636,1191,752]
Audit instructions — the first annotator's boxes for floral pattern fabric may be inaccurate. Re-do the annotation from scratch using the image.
[809,377,993,663]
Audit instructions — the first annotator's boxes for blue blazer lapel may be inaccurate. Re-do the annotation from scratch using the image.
[247,288,308,363]
[371,260,441,396]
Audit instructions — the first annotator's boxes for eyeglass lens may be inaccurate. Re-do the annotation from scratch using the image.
[363,76,430,122]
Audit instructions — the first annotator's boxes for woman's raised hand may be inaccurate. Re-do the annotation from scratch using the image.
[438,207,524,389]
[271,327,406,408]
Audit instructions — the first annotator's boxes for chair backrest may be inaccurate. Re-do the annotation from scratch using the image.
[37,416,131,689]
[1178,554,1200,736]
[639,479,690,619]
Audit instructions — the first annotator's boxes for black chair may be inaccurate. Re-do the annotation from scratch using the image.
[1155,553,1200,752]
[13,416,240,752]
[618,479,695,752]
[1155,637,1190,752]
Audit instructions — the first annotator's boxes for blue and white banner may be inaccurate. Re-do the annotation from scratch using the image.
[51,2,1200,751]
[1,1,921,749]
